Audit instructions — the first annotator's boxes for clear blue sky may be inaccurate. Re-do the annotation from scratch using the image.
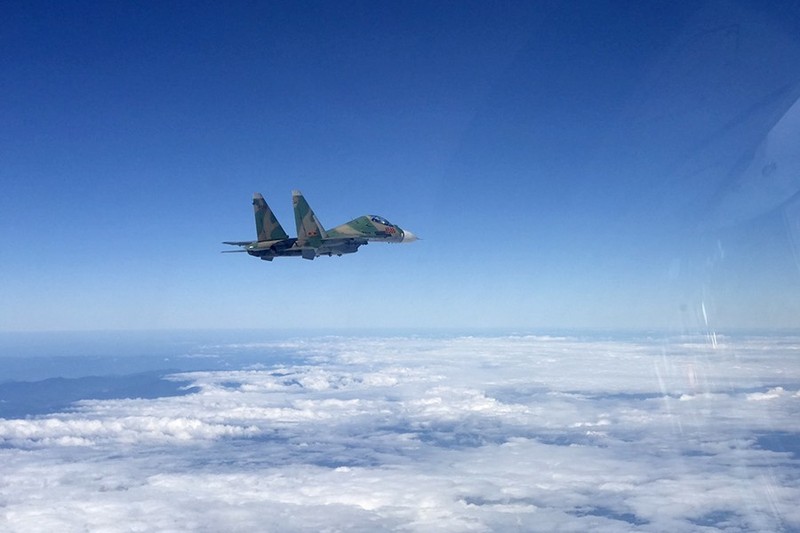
[2,0,800,331]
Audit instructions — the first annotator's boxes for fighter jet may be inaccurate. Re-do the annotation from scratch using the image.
[223,190,417,261]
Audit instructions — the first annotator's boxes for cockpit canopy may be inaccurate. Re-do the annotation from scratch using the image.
[369,215,392,226]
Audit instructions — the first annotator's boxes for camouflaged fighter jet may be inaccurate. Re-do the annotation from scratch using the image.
[223,190,417,261]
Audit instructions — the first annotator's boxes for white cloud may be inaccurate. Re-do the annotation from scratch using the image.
[0,334,798,531]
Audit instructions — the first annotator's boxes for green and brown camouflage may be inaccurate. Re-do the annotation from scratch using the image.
[327,215,409,242]
[254,193,289,241]
[222,193,298,261]
[224,190,417,261]
[292,190,326,249]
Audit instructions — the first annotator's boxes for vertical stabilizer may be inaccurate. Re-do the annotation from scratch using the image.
[253,193,289,241]
[292,190,326,247]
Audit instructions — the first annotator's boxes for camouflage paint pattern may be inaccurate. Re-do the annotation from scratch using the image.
[292,190,326,248]
[327,215,406,242]
[224,190,416,261]
[253,193,289,241]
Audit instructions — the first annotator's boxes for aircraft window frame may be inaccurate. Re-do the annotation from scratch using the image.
[370,215,391,226]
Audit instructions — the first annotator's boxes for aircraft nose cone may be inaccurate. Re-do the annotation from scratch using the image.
[401,229,418,243]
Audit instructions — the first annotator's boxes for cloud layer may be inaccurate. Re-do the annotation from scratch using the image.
[1,334,799,531]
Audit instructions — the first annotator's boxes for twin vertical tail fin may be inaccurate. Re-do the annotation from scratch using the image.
[252,190,325,248]
[253,193,289,241]
[292,190,326,247]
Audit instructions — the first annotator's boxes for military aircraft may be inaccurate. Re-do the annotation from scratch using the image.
[224,190,417,260]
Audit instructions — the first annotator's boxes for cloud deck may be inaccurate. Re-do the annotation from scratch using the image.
[1,334,798,531]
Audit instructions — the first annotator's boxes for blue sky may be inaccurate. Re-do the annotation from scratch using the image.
[2,0,800,331]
